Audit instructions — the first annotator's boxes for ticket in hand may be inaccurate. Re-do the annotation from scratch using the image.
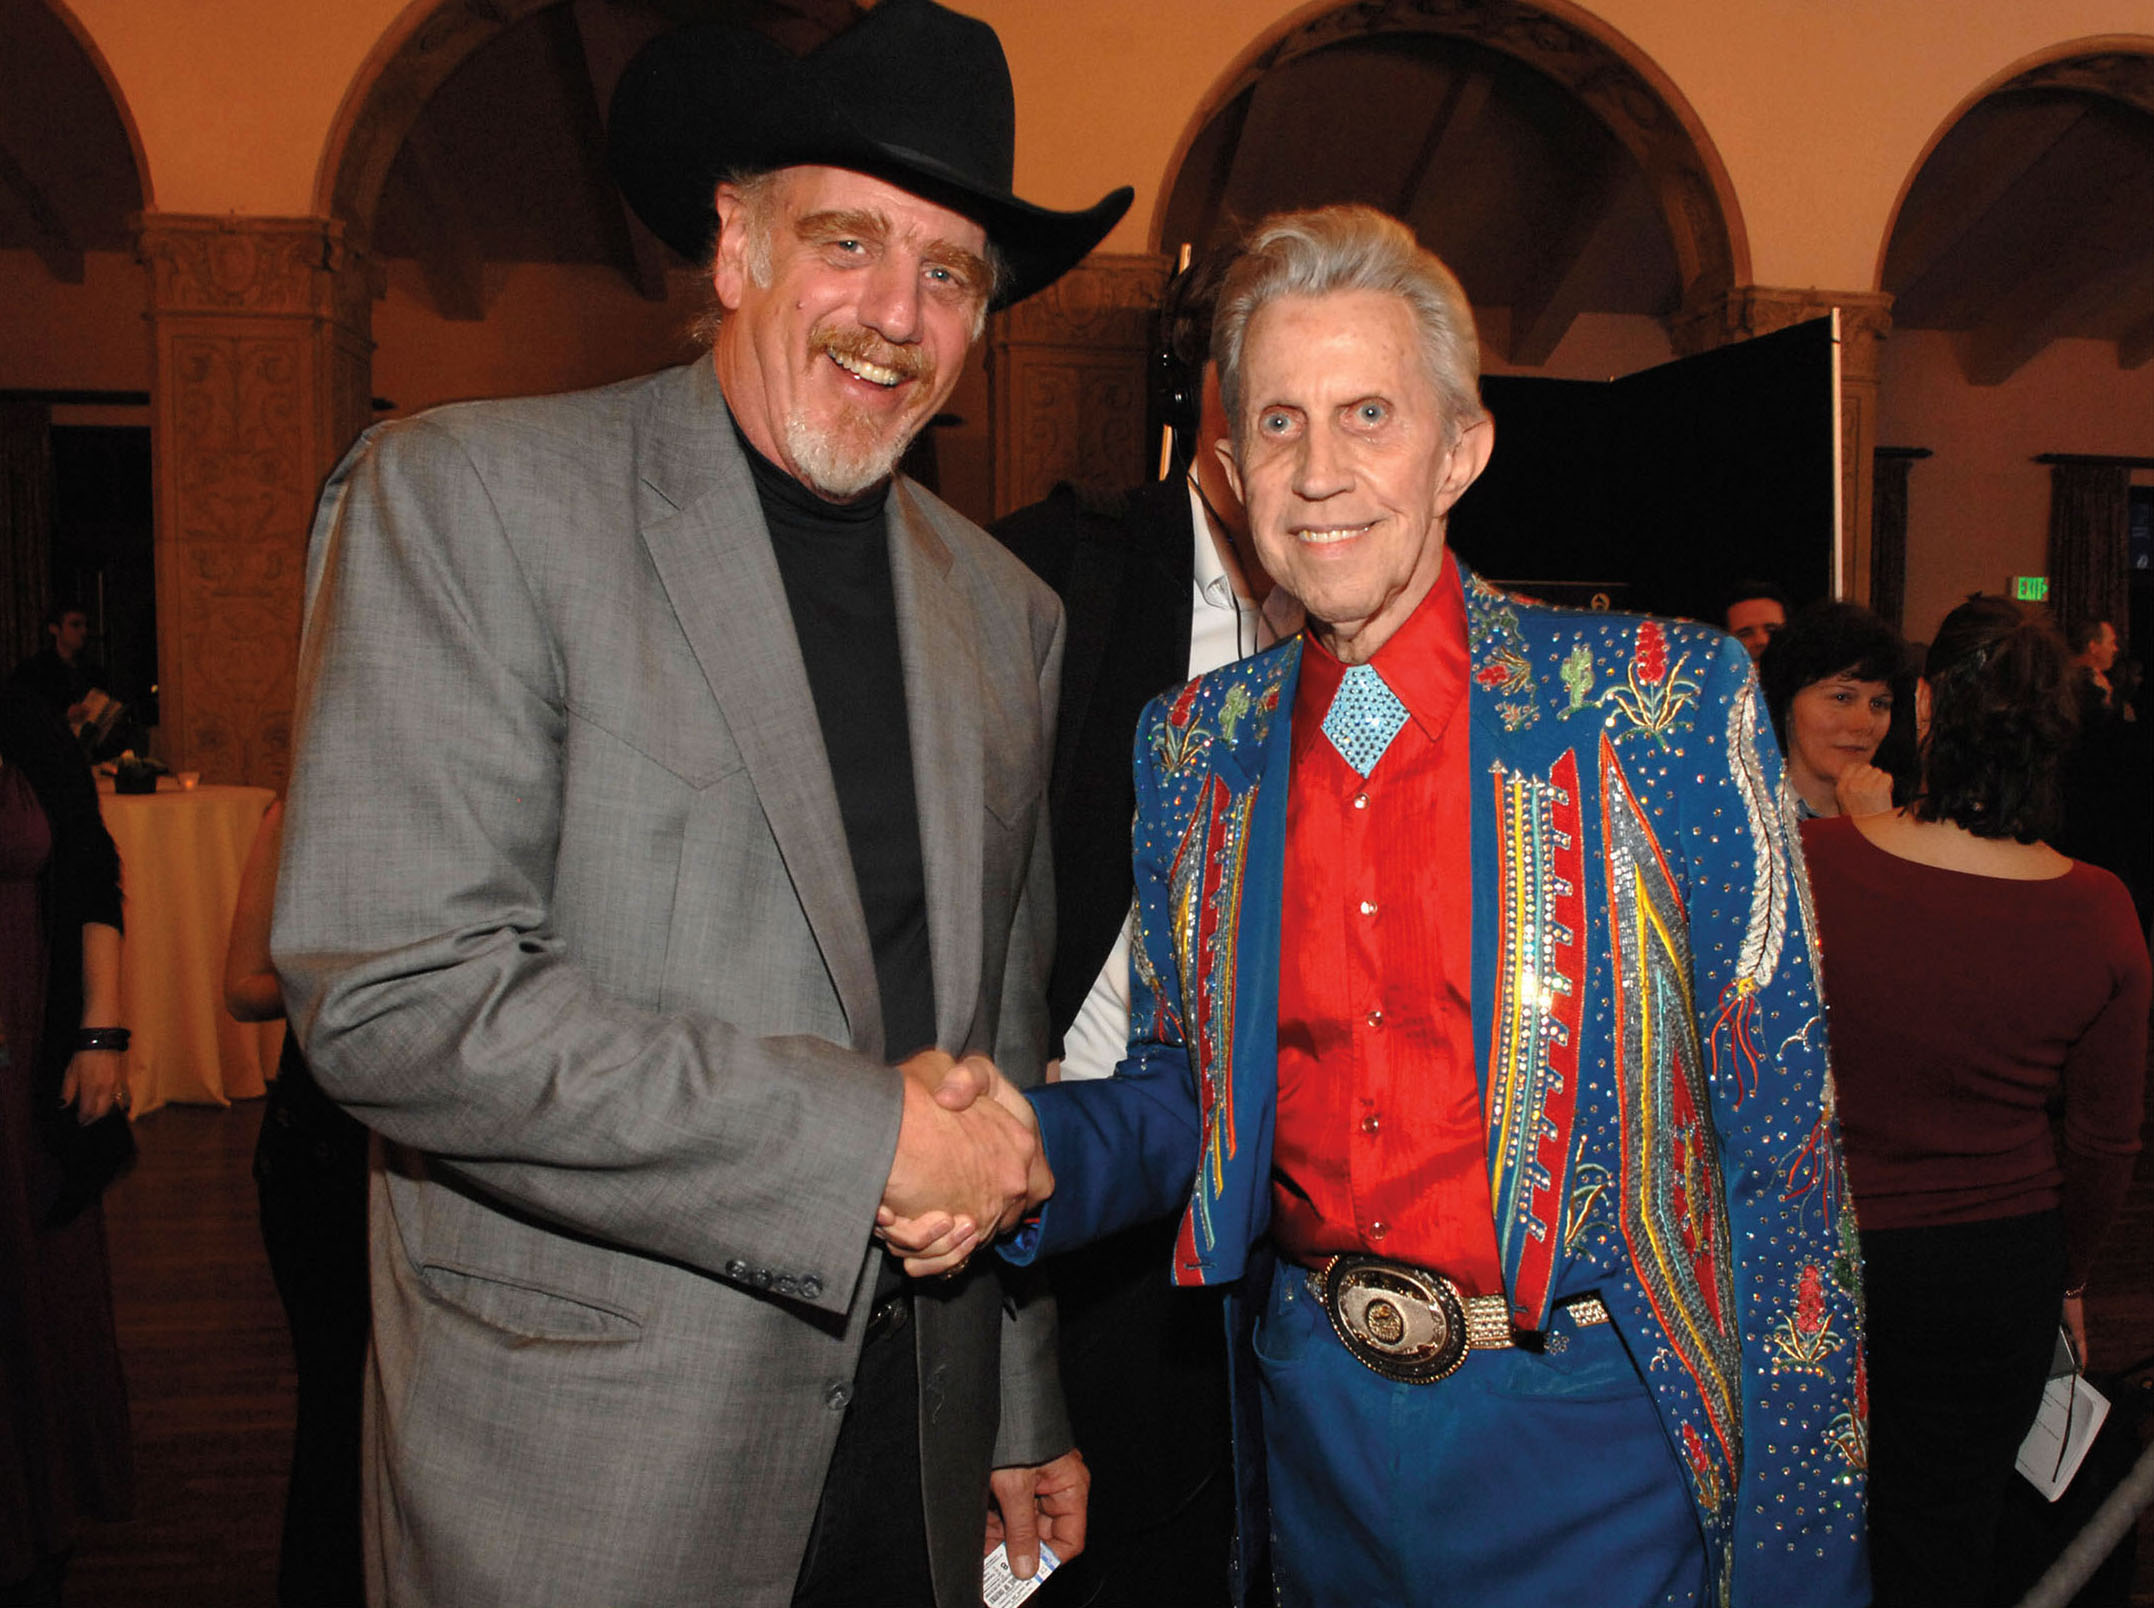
[982,1541,1061,1607]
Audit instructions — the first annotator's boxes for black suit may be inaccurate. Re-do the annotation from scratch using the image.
[994,476,1234,1608]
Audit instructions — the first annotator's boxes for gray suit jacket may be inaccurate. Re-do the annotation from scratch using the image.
[274,359,1069,1607]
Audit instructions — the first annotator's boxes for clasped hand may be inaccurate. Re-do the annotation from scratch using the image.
[1834,762,1895,818]
[877,1050,1049,1277]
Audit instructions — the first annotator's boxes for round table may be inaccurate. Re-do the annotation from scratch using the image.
[96,780,283,1116]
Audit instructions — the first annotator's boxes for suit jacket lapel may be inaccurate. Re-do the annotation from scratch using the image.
[1232,664,1294,1179]
[1176,639,1299,1279]
[889,481,984,1053]
[634,363,883,1055]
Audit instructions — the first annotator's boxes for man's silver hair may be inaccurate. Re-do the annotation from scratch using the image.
[693,166,1005,347]
[1212,205,1487,448]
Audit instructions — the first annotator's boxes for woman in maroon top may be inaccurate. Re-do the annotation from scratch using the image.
[1803,596,2149,1608]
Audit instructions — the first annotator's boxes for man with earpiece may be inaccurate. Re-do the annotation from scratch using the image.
[992,247,1301,1608]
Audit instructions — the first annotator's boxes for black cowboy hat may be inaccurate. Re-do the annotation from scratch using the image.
[606,0,1132,308]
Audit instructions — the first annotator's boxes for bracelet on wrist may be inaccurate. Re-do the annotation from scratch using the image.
[75,1027,130,1053]
[2063,1283,2087,1300]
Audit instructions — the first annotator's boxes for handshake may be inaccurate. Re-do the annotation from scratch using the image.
[876,1050,1048,1277]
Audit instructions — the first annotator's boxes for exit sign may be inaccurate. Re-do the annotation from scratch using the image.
[2013,575,2049,603]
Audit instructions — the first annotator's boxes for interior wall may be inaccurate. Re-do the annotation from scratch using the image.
[1481,310,1676,382]
[371,261,705,418]
[0,249,150,392]
[46,0,2154,298]
[1878,330,2154,642]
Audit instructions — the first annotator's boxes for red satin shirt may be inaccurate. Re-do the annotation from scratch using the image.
[1270,562,1503,1294]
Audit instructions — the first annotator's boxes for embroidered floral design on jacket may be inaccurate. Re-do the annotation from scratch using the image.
[1769,1263,1848,1376]
[1466,583,1540,730]
[1824,1347,1870,1476]
[1600,619,1700,747]
[1560,642,1596,716]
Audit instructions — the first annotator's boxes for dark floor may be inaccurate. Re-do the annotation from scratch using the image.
[70,1099,286,1607]
[59,1086,2154,1607]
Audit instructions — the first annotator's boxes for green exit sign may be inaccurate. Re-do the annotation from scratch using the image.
[2013,575,2049,603]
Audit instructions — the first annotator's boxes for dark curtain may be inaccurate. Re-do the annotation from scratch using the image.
[1870,450,1917,632]
[2045,461,2131,648]
[0,401,53,672]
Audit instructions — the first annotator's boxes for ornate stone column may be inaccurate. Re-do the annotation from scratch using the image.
[136,216,373,789]
[1672,288,1893,605]
[989,253,1172,519]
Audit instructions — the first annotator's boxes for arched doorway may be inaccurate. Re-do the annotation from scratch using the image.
[0,0,153,723]
[1156,0,1745,375]
[1875,44,2154,641]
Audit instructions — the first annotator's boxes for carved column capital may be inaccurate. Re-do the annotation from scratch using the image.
[136,214,364,320]
[991,253,1173,519]
[1669,285,1893,375]
[136,213,374,789]
[997,254,1173,346]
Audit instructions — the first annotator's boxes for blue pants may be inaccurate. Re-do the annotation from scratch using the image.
[1256,1266,1709,1608]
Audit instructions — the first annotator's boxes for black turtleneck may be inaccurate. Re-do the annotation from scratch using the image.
[737,425,937,1065]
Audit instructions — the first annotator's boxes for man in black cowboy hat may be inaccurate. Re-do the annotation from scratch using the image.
[272,4,1131,1605]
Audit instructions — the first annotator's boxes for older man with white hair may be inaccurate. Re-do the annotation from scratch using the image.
[913,205,1869,1606]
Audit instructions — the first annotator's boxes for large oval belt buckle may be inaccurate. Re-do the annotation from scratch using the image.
[1317,1255,1469,1383]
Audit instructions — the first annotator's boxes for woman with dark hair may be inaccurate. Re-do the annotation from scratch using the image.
[0,688,134,1606]
[1802,596,2150,1608]
[1758,599,1916,818]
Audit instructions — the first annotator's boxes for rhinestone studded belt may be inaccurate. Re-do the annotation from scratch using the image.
[1313,1254,1611,1384]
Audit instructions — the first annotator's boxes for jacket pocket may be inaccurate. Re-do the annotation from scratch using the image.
[416,1260,645,1343]
[565,700,744,791]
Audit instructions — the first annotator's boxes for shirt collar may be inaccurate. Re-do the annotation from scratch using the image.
[1188,479,1236,609]
[1188,480,1307,649]
[1296,550,1468,743]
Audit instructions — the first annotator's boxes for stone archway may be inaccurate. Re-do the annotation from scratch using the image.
[1159,0,1748,317]
[1874,40,2154,639]
[1,0,153,669]
[1877,41,2154,381]
[319,0,558,243]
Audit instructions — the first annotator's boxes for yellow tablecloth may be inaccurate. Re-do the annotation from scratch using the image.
[96,781,282,1116]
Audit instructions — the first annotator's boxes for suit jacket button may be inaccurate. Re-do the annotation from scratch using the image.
[774,1275,798,1297]
[825,1383,852,1411]
[753,1268,774,1288]
[800,1276,823,1300]
[725,1259,749,1280]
